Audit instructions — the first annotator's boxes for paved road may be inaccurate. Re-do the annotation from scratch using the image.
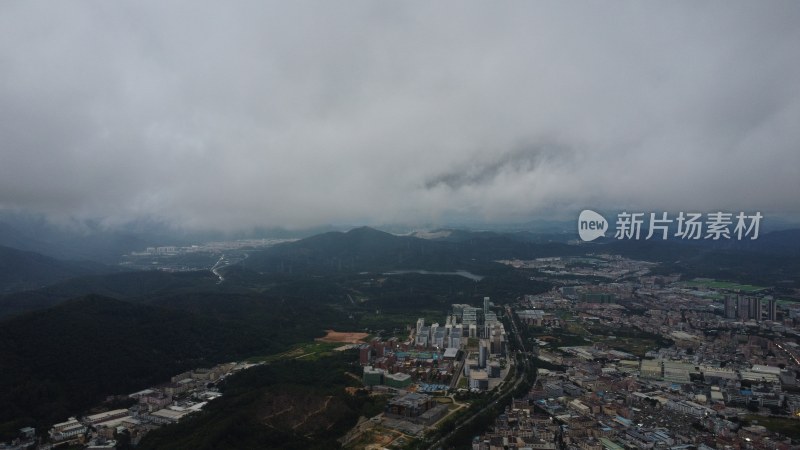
[210,254,227,283]
[210,252,248,283]
[449,357,466,389]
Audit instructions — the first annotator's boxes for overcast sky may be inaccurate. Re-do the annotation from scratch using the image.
[1,1,799,231]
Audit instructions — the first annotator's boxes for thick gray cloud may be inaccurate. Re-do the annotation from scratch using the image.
[1,1,799,230]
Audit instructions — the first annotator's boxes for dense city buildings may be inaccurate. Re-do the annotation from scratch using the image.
[474,256,800,449]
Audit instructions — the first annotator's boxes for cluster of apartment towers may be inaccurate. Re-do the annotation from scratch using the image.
[414,297,507,359]
[723,294,778,322]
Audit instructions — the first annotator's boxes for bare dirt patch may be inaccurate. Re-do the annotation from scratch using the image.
[316,329,369,344]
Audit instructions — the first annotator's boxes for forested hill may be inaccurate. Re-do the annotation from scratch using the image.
[0,245,111,294]
[241,225,800,286]
[242,226,437,273]
[0,292,352,438]
[137,352,383,450]
[242,226,587,274]
[0,269,219,319]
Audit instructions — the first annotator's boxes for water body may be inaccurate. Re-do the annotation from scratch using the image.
[383,269,484,281]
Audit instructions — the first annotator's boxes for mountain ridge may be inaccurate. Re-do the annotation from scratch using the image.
[0,245,112,294]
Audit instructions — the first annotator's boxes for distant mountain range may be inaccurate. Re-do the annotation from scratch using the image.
[3,208,797,264]
[0,269,218,318]
[241,226,588,275]
[0,219,156,263]
[241,225,800,287]
[0,245,112,294]
[1,223,798,299]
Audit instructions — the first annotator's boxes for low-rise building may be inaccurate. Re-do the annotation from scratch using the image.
[385,393,433,419]
[49,417,87,442]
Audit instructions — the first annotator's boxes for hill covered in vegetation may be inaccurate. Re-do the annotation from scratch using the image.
[0,245,111,294]
[0,293,351,438]
[138,352,385,450]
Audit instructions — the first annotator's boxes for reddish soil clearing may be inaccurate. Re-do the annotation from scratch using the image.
[316,330,369,343]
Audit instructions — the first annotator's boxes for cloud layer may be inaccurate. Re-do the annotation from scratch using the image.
[1,1,799,230]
